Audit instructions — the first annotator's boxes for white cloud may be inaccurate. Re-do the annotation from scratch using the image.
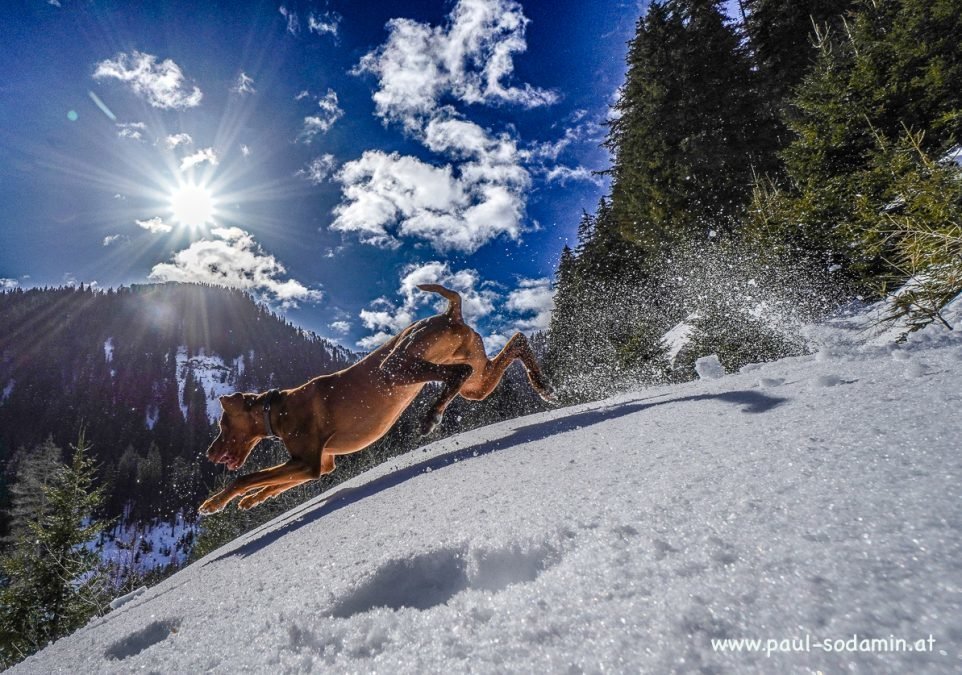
[332,1,554,255]
[136,217,173,234]
[299,89,343,142]
[505,277,555,331]
[93,51,202,110]
[332,117,530,253]
[298,154,337,185]
[355,0,557,128]
[356,330,395,350]
[0,278,19,290]
[279,6,299,34]
[102,234,127,247]
[180,147,219,172]
[607,86,623,121]
[116,122,146,141]
[294,89,310,101]
[240,144,251,157]
[356,261,498,348]
[233,72,256,95]
[544,164,602,186]
[329,320,350,335]
[164,132,193,149]
[526,122,600,161]
[356,264,555,351]
[308,11,341,38]
[149,227,322,307]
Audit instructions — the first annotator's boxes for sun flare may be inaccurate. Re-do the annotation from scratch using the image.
[170,183,216,229]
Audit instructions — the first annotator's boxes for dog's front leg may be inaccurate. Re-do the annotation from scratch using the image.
[198,459,316,514]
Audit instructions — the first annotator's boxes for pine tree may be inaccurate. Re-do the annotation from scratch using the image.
[743,0,854,119]
[544,246,581,391]
[0,430,110,668]
[749,0,962,284]
[3,436,62,545]
[858,130,962,332]
[606,0,775,259]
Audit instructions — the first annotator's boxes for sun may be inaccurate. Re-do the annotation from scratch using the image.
[170,183,216,229]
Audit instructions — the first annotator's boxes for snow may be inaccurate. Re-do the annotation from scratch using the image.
[694,353,726,380]
[660,315,697,364]
[175,346,239,423]
[103,337,114,363]
[13,299,962,674]
[108,586,146,611]
[93,510,197,578]
[145,405,159,430]
[943,145,962,167]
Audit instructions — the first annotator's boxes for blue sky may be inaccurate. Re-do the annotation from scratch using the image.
[0,0,645,350]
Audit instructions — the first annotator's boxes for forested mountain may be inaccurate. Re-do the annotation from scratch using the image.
[0,283,355,526]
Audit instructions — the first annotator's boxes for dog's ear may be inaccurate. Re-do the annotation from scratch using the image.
[219,392,245,412]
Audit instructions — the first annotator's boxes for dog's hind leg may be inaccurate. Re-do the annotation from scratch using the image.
[419,362,473,435]
[379,354,474,435]
[460,332,555,403]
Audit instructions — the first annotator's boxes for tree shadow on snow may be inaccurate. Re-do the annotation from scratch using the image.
[205,389,787,565]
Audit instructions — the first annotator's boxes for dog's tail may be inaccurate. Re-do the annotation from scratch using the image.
[418,284,463,322]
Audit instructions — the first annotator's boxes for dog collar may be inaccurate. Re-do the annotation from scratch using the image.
[262,388,281,437]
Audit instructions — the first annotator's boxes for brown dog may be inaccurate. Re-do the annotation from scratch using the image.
[198,284,555,514]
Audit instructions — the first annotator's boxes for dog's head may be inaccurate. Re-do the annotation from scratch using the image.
[206,392,263,471]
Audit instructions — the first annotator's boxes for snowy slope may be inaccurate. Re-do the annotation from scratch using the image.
[14,304,962,674]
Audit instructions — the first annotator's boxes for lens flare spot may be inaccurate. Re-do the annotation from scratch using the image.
[67,110,78,122]
[171,184,215,228]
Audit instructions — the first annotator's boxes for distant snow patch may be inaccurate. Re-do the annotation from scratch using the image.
[943,145,962,167]
[145,405,159,430]
[94,509,197,575]
[104,337,114,363]
[175,346,238,423]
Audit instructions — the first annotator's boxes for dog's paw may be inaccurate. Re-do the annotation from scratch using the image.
[538,384,559,405]
[420,412,442,437]
[198,497,225,515]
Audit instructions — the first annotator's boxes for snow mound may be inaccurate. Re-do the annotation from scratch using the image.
[13,307,962,674]
[695,354,726,380]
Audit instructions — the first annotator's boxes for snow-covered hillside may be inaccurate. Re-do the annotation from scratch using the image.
[14,301,962,674]
[176,346,248,424]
